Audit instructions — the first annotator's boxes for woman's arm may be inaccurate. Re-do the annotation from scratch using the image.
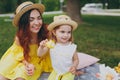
[22,60,35,76]
[15,36,35,76]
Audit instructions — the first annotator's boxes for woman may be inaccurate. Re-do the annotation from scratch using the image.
[0,1,52,80]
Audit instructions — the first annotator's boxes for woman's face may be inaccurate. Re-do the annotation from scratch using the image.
[29,9,43,34]
[53,25,72,44]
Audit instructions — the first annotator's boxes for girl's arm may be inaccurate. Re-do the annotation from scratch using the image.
[37,39,49,57]
[37,45,48,57]
[69,51,79,74]
[72,51,79,68]
[70,52,85,75]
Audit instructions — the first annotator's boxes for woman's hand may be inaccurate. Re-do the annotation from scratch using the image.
[25,63,35,76]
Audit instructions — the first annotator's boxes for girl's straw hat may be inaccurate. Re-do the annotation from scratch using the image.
[13,1,45,27]
[47,15,78,31]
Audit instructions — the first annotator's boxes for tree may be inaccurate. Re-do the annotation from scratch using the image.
[66,0,82,24]
[107,0,120,9]
[65,0,107,24]
[0,0,17,13]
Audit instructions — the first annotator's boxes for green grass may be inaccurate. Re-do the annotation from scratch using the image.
[0,17,16,57]
[74,15,120,67]
[0,14,120,68]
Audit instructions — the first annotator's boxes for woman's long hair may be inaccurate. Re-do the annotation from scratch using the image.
[16,9,48,61]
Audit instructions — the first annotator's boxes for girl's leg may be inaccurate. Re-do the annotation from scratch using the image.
[61,72,74,80]
[0,74,9,80]
[48,70,57,80]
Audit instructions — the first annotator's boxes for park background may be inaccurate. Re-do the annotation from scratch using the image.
[0,0,120,68]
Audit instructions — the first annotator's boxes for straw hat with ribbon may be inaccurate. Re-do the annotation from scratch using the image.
[47,15,78,31]
[13,1,45,27]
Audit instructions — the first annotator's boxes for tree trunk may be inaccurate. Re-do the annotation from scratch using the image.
[66,0,82,24]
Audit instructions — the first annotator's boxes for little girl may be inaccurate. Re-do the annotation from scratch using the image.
[38,15,79,80]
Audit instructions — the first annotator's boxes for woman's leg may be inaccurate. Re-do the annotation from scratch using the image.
[15,77,25,80]
[0,74,9,80]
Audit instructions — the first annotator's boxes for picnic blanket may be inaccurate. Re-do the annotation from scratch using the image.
[75,63,99,80]
[39,63,100,80]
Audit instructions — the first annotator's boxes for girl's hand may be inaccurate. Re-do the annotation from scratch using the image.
[37,39,49,57]
[25,64,35,76]
[45,40,55,49]
[69,66,76,74]
[39,39,48,48]
[69,66,85,75]
[75,71,85,76]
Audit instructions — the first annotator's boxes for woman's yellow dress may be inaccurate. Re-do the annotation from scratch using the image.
[0,42,52,80]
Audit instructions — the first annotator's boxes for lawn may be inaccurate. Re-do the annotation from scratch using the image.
[0,14,120,67]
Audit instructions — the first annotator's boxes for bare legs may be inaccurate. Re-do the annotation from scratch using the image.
[0,74,9,80]
[0,74,25,80]
[15,78,25,80]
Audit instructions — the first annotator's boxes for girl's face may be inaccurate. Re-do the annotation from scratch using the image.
[53,25,72,44]
[29,9,42,34]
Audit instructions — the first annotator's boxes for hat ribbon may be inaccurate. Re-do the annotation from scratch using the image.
[17,3,32,13]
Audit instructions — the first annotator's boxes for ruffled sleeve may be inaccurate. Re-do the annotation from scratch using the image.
[1,42,24,61]
[12,42,24,61]
[0,42,24,76]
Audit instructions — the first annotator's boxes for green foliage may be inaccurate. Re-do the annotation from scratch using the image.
[0,0,120,13]
[0,15,120,68]
[42,0,60,11]
[107,0,120,9]
[0,0,60,13]
[0,0,17,13]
